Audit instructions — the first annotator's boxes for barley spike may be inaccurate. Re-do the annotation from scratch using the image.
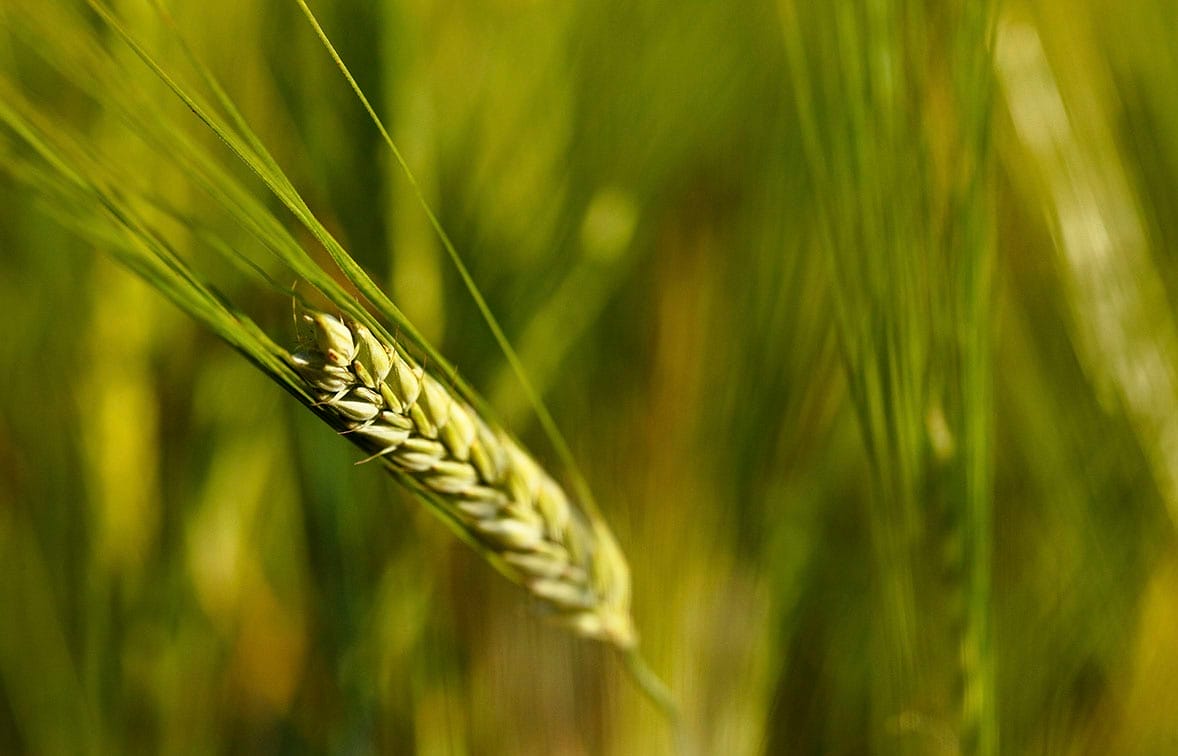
[290,311,636,649]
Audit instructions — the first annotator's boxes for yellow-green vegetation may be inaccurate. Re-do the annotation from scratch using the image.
[2,0,1177,754]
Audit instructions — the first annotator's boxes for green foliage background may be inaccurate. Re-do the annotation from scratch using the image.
[2,0,1177,753]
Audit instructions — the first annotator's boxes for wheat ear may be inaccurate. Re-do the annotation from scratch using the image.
[290,311,636,649]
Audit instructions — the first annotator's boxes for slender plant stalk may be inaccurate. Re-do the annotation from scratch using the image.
[780,0,997,752]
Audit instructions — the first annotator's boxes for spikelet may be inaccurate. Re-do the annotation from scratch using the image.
[290,311,636,648]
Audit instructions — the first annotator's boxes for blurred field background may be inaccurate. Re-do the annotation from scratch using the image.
[2,0,1178,753]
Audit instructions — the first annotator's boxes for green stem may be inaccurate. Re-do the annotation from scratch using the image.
[621,648,687,754]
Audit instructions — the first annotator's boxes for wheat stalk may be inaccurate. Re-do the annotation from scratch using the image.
[290,310,637,649]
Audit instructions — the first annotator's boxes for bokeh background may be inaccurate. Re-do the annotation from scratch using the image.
[2,0,1178,753]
